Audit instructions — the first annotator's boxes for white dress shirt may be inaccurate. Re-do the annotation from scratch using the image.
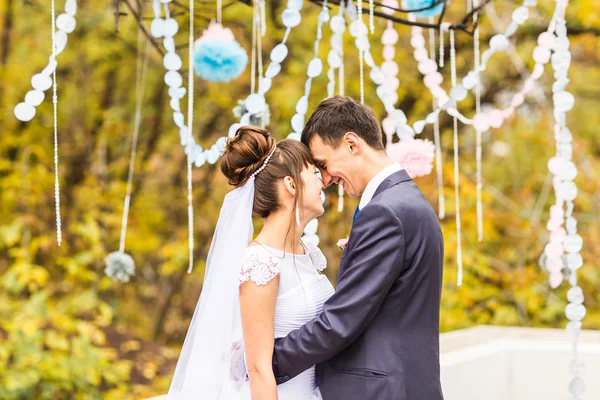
[358,163,403,210]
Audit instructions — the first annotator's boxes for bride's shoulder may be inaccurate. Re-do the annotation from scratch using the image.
[303,240,327,272]
[239,246,281,286]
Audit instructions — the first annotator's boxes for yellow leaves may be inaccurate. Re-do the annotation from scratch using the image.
[49,309,78,333]
[102,360,133,385]
[94,302,114,327]
[120,340,142,353]
[0,219,22,248]
[491,305,521,326]
[76,322,106,347]
[1,263,49,295]
[142,361,159,380]
[44,330,70,352]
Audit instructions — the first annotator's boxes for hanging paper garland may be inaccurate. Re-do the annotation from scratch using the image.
[403,0,445,19]
[409,0,543,133]
[286,0,330,142]
[14,0,77,123]
[543,2,586,398]
[380,0,400,146]
[193,22,248,83]
[346,0,436,179]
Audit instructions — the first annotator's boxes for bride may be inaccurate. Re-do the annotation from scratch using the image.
[167,126,335,399]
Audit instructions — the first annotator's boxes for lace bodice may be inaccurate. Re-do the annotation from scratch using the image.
[238,241,335,399]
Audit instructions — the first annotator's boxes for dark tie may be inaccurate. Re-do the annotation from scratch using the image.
[353,206,360,223]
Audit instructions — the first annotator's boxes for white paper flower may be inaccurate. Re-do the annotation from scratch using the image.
[105,251,135,282]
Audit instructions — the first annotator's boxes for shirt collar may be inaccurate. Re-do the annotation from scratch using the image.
[358,163,403,210]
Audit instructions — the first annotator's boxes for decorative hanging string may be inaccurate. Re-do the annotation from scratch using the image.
[119,34,151,255]
[250,2,257,94]
[474,0,483,242]
[51,0,62,246]
[186,0,195,273]
[260,0,267,37]
[429,16,445,219]
[439,22,450,68]
[450,29,462,286]
[217,0,222,24]
[369,0,375,34]
[410,0,550,135]
[256,3,264,101]
[358,0,365,104]
[339,0,346,98]
[337,0,346,212]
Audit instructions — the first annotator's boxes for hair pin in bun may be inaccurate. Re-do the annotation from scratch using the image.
[251,145,277,178]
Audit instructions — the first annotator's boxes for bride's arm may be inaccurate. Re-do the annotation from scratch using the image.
[240,275,280,400]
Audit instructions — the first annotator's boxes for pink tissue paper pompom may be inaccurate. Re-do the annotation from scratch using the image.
[386,138,435,178]
[195,21,235,45]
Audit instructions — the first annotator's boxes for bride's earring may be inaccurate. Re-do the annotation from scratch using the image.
[295,203,301,227]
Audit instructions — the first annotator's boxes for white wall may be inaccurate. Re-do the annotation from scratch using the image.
[440,326,600,400]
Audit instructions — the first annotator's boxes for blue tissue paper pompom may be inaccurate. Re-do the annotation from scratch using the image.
[193,39,248,83]
[403,0,445,19]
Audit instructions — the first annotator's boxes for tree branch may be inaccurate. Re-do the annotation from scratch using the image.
[122,0,165,56]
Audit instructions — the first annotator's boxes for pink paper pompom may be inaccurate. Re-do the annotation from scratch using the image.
[386,138,435,178]
[195,21,235,45]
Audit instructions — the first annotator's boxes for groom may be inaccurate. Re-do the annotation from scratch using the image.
[272,96,444,399]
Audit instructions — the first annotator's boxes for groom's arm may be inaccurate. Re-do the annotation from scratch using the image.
[272,202,405,382]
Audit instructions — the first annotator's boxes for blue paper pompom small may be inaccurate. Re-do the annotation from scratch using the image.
[403,0,445,19]
[193,39,248,83]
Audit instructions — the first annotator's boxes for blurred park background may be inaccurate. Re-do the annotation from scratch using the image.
[0,0,598,398]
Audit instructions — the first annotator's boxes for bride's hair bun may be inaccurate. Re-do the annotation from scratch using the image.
[221,126,276,187]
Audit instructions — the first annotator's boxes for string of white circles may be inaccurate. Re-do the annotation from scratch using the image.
[13,0,76,246]
[284,0,331,247]
[408,0,540,134]
[286,0,331,142]
[14,0,77,123]
[542,1,586,397]
[226,0,306,153]
[345,2,414,140]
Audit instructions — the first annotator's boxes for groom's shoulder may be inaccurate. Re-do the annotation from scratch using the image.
[370,181,434,219]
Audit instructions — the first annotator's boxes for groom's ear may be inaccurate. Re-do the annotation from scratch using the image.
[343,132,360,155]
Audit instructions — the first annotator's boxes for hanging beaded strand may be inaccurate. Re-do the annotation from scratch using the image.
[450,29,463,286]
[430,16,445,219]
[260,0,267,37]
[474,0,483,242]
[256,2,264,114]
[186,0,195,273]
[217,0,222,24]
[369,0,375,34]
[119,31,151,255]
[337,0,346,212]
[339,0,345,98]
[358,0,365,104]
[439,23,447,68]
[51,0,62,246]
[250,1,257,95]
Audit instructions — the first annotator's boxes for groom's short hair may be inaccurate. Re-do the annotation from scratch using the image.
[301,96,385,151]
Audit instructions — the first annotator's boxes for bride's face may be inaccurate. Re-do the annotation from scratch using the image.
[299,164,325,220]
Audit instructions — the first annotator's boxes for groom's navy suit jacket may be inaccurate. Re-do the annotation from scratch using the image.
[273,170,444,400]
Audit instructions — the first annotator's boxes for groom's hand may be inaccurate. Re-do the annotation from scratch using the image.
[229,340,249,382]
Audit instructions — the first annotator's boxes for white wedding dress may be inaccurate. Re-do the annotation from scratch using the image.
[238,241,335,400]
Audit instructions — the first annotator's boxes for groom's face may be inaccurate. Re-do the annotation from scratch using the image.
[309,135,362,197]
